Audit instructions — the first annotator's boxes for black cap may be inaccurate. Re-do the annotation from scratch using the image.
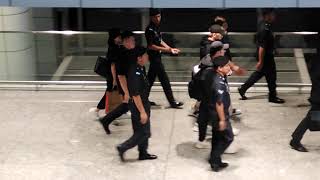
[209,41,228,56]
[213,56,229,68]
[149,8,161,16]
[209,24,226,35]
[136,46,147,57]
[121,30,134,39]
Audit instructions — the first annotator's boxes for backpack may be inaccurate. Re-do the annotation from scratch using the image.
[188,64,212,101]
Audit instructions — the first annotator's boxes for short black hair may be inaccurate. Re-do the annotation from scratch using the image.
[262,8,275,16]
[213,56,229,70]
[149,8,161,16]
[136,46,147,57]
[121,30,134,39]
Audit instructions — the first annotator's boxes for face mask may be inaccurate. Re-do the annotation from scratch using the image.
[227,70,233,76]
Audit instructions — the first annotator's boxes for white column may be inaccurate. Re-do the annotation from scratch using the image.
[0,7,36,80]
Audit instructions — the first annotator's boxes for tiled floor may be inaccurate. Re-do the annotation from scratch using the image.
[0,90,319,180]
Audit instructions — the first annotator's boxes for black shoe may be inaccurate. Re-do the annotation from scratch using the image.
[269,97,285,104]
[116,145,125,162]
[219,162,229,168]
[290,140,308,152]
[170,101,184,109]
[99,118,111,135]
[238,87,248,100]
[138,153,158,161]
[211,163,221,172]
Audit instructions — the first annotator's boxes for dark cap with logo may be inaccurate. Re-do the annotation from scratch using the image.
[209,41,228,56]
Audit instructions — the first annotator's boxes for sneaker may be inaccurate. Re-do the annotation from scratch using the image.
[89,107,99,119]
[232,109,242,116]
[194,141,210,149]
[232,127,240,136]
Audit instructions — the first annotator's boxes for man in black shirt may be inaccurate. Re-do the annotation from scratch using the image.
[117,46,157,161]
[145,8,183,108]
[290,46,320,152]
[238,9,285,104]
[209,56,234,172]
[99,31,136,134]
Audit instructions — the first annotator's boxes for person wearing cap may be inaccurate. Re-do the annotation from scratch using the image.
[90,28,122,118]
[209,56,234,172]
[99,31,136,135]
[238,9,285,104]
[116,46,157,162]
[145,8,183,108]
[195,41,228,149]
[200,24,225,60]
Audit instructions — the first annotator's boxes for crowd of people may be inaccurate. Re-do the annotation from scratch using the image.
[88,8,320,172]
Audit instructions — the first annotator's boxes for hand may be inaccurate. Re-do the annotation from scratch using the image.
[219,120,227,131]
[123,93,129,103]
[234,67,247,76]
[170,48,180,55]
[213,33,223,40]
[112,80,117,88]
[256,62,263,71]
[140,112,148,124]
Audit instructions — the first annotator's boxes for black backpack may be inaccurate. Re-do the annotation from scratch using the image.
[188,65,212,101]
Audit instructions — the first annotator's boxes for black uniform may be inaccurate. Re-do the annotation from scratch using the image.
[291,56,320,143]
[97,44,121,110]
[209,73,234,165]
[145,22,175,104]
[118,64,151,155]
[99,47,137,134]
[239,21,277,99]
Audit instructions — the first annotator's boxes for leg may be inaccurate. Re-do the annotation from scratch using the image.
[238,71,264,98]
[147,61,158,93]
[157,61,176,104]
[264,62,277,99]
[97,93,106,110]
[198,103,209,142]
[99,103,129,134]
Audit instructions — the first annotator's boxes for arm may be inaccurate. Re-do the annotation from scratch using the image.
[256,47,265,70]
[118,75,129,103]
[148,44,171,53]
[132,95,148,124]
[229,62,246,76]
[111,63,117,87]
[216,101,227,131]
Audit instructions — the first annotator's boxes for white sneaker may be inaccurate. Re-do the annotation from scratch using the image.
[232,108,242,116]
[112,120,121,126]
[232,127,240,136]
[195,141,210,149]
[89,107,99,120]
[193,124,199,132]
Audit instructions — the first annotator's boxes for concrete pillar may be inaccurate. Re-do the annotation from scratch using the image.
[0,7,36,80]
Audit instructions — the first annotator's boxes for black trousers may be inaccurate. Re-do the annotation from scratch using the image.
[292,104,320,143]
[198,102,215,142]
[97,77,114,109]
[148,55,175,104]
[210,120,234,164]
[119,101,151,155]
[240,57,277,98]
[100,103,129,124]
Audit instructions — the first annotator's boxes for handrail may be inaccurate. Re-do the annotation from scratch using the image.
[0,30,317,36]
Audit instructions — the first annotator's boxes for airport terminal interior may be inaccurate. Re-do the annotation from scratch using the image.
[0,1,320,179]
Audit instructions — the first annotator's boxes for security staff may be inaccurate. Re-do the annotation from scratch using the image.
[209,56,234,172]
[195,41,228,149]
[290,48,320,152]
[99,31,136,134]
[145,8,183,108]
[238,9,285,104]
[116,46,157,161]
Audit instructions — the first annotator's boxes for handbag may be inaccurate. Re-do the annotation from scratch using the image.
[105,90,123,113]
[309,111,320,131]
[94,56,110,78]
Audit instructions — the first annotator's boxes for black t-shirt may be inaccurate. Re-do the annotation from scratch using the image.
[116,47,137,78]
[309,58,320,105]
[145,22,162,57]
[211,73,231,120]
[256,21,275,56]
[128,64,150,109]
[105,44,121,77]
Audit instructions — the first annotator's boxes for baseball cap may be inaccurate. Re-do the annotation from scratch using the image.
[209,41,229,56]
